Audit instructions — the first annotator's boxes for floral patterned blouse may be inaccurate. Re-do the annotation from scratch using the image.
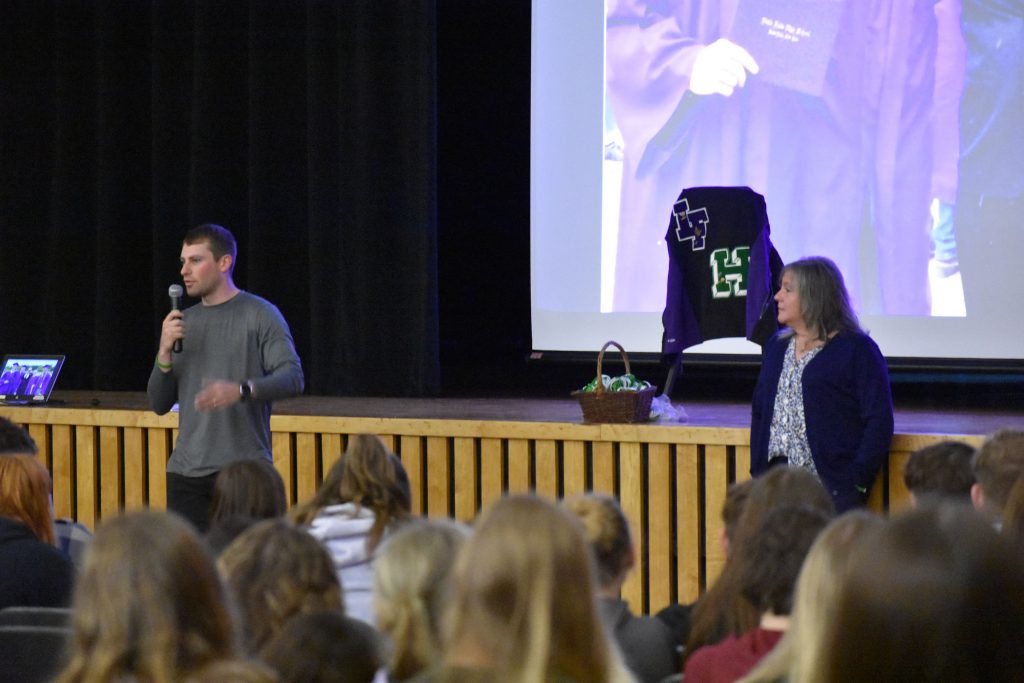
[767,337,823,476]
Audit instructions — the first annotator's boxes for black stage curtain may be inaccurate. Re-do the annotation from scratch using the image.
[0,0,439,397]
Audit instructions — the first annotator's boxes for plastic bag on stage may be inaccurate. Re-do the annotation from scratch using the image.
[651,394,688,423]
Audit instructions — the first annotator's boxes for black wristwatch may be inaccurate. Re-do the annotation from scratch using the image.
[239,381,253,402]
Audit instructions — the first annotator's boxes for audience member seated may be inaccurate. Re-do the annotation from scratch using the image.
[0,417,93,567]
[418,494,635,683]
[206,458,287,554]
[373,518,469,682]
[54,510,261,682]
[739,511,881,683]
[685,468,833,662]
[562,493,677,683]
[0,454,74,610]
[0,417,38,457]
[656,479,752,652]
[820,503,1024,682]
[218,517,345,654]
[290,434,412,624]
[1002,474,1024,550]
[902,440,976,506]
[971,428,1024,522]
[261,610,383,683]
[684,505,831,683]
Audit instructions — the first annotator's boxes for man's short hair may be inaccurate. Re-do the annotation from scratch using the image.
[183,224,238,267]
[903,441,976,502]
[0,416,37,455]
[973,429,1024,513]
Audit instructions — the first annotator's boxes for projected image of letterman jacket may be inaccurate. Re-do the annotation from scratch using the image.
[662,186,783,357]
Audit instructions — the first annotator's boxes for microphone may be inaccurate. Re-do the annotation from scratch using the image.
[168,284,183,353]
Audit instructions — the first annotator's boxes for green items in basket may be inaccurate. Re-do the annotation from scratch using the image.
[580,373,652,393]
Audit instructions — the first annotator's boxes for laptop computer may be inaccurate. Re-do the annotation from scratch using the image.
[0,354,66,405]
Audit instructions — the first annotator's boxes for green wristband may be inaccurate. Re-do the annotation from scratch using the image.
[154,354,173,370]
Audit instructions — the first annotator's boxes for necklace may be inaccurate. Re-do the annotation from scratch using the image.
[794,335,822,357]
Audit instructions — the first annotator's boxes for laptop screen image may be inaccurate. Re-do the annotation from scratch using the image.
[0,354,66,404]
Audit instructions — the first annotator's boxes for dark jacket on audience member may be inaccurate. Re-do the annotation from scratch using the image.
[0,515,74,609]
[599,597,678,683]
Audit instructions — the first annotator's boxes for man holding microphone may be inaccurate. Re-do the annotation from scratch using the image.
[148,224,304,531]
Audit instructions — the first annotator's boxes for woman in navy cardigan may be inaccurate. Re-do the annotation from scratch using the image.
[751,257,893,511]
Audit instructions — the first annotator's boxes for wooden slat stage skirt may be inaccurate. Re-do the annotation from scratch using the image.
[3,391,1020,616]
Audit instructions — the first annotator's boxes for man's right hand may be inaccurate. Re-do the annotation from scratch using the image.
[158,310,185,367]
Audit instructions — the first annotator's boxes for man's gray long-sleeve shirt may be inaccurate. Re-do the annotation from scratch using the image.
[147,291,304,476]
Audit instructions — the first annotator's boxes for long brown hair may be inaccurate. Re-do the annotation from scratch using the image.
[209,458,286,523]
[55,511,236,683]
[290,434,410,553]
[444,495,623,683]
[218,518,343,654]
[741,511,882,683]
[0,454,56,544]
[686,468,834,657]
[822,504,1024,682]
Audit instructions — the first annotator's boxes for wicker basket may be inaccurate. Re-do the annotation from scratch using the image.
[572,341,657,423]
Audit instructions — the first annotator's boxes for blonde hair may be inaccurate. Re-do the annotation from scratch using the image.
[740,511,881,683]
[55,511,236,683]
[561,493,632,589]
[218,518,342,654]
[373,519,469,681]
[290,434,409,553]
[444,494,620,683]
[0,454,56,545]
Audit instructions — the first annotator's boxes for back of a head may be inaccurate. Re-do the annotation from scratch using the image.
[972,429,1024,515]
[561,493,633,589]
[741,511,881,683]
[374,518,470,681]
[209,458,287,524]
[903,440,975,503]
[822,503,1024,683]
[722,479,754,548]
[261,610,382,683]
[446,494,612,683]
[687,468,833,655]
[339,435,409,508]
[740,504,832,617]
[218,517,342,654]
[56,510,234,683]
[293,435,410,528]
[0,454,56,544]
[0,416,38,455]
[1002,474,1024,549]
[734,467,834,550]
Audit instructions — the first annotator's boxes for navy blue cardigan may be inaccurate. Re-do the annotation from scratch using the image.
[750,330,894,510]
